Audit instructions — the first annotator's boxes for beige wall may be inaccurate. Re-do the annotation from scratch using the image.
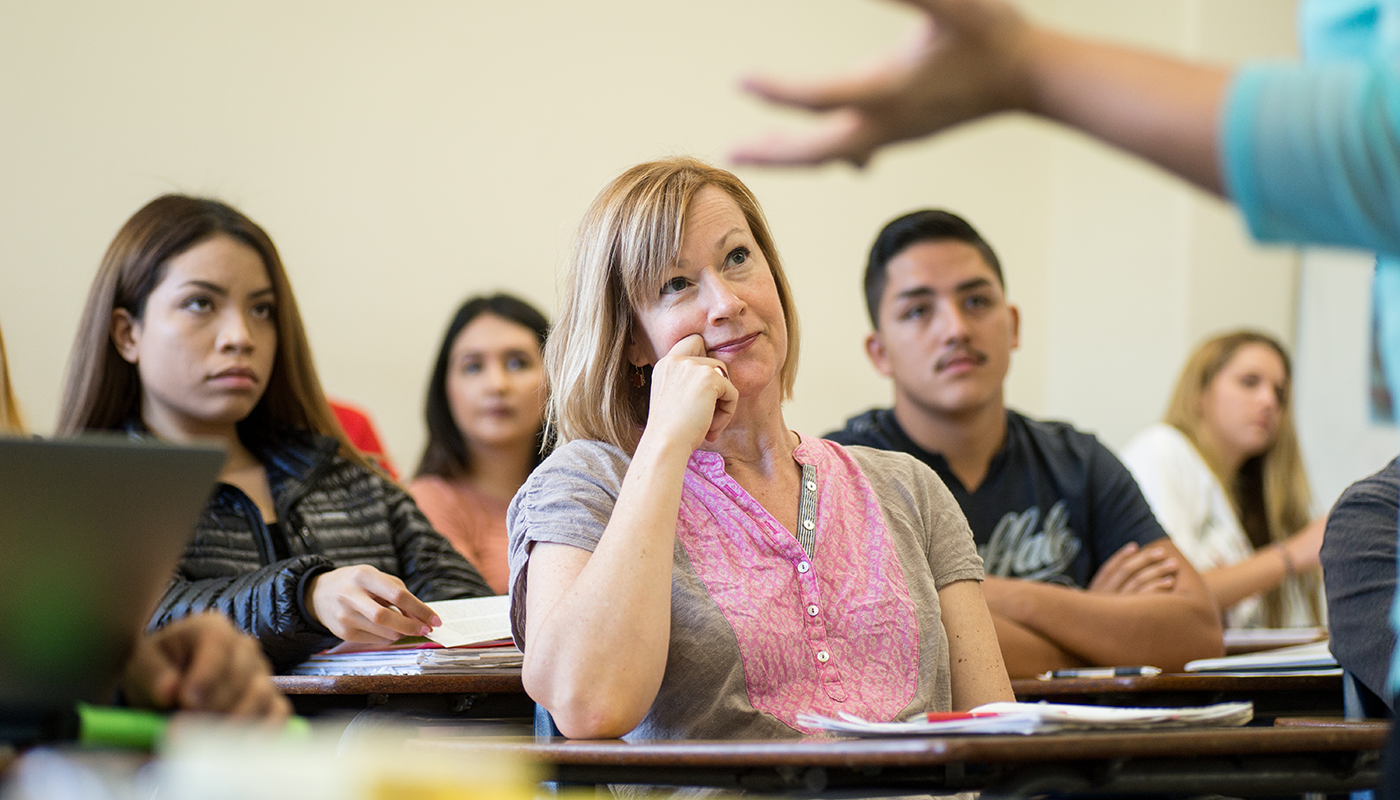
[1,1,1305,480]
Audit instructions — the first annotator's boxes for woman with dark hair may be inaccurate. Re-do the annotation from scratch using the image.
[59,194,492,671]
[410,294,549,594]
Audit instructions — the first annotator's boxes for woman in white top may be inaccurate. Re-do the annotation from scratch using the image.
[1122,331,1324,629]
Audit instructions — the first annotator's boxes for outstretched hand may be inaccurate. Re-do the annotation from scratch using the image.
[122,613,290,720]
[645,334,739,448]
[1087,541,1178,595]
[733,0,1034,167]
[305,565,442,644]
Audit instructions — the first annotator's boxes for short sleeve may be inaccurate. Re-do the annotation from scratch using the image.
[1083,434,1171,562]
[843,445,984,590]
[1222,60,1400,257]
[505,440,632,645]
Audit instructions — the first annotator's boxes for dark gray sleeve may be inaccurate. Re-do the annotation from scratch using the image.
[1321,457,1400,710]
[151,554,339,673]
[385,478,494,602]
[1087,439,1171,566]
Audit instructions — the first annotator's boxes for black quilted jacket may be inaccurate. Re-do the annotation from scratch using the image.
[148,428,493,671]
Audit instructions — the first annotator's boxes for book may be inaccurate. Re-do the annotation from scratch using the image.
[1184,641,1339,676]
[797,700,1254,736]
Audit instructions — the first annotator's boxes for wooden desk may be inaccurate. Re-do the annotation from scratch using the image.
[270,669,1343,722]
[272,671,531,719]
[411,722,1387,798]
[1012,672,1344,719]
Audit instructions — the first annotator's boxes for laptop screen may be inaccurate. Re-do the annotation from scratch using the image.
[0,435,223,736]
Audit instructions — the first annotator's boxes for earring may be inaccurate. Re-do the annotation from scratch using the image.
[630,365,648,388]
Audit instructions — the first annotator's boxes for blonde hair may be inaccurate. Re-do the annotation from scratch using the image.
[1163,330,1320,626]
[58,195,369,470]
[547,157,800,453]
[0,322,25,434]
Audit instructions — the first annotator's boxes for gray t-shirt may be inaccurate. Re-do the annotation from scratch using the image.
[507,437,983,740]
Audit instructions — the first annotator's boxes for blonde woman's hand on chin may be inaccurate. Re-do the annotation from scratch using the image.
[646,334,739,448]
[304,564,442,644]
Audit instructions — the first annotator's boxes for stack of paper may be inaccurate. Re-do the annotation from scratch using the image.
[797,700,1253,736]
[288,641,522,676]
[1185,641,1339,676]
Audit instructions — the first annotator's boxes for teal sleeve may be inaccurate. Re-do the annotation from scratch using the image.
[1221,59,1400,257]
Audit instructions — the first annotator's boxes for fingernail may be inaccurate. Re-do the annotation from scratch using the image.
[420,626,432,637]
[430,615,442,627]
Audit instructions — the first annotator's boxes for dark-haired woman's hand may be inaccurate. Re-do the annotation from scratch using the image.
[645,334,739,448]
[304,565,442,644]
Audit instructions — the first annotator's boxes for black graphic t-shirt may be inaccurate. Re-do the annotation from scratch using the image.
[826,408,1167,588]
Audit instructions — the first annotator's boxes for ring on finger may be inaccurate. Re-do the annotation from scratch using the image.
[713,366,728,379]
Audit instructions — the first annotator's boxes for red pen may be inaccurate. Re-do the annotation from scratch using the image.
[921,710,1002,721]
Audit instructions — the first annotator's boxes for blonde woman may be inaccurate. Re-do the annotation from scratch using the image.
[508,157,1012,741]
[1122,331,1324,629]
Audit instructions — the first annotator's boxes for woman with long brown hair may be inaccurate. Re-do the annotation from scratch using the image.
[59,194,491,670]
[409,293,550,595]
[1122,330,1324,629]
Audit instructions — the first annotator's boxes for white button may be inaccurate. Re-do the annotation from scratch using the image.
[805,480,817,491]
[802,519,815,531]
[816,651,830,663]
[797,561,811,574]
[807,604,819,617]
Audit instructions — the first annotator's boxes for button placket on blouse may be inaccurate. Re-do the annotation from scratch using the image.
[793,458,846,700]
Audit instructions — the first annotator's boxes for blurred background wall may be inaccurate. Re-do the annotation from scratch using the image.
[4,0,1382,505]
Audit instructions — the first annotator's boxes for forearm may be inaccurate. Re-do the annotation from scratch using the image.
[939,580,1015,706]
[986,577,1222,672]
[1024,28,1230,195]
[522,434,692,738]
[990,612,1085,679]
[1202,547,1292,612]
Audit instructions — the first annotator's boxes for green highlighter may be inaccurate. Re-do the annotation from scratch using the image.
[75,703,310,750]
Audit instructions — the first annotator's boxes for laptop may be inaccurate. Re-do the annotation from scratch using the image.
[0,434,224,742]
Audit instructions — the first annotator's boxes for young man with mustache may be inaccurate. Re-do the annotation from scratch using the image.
[827,210,1222,677]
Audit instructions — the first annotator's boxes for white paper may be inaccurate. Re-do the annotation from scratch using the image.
[425,595,514,648]
[798,700,1253,737]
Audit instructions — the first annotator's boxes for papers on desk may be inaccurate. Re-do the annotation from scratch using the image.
[287,595,521,675]
[287,641,522,676]
[797,700,1254,737]
[1185,641,1340,676]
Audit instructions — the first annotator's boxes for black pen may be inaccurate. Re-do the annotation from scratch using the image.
[1037,666,1162,680]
